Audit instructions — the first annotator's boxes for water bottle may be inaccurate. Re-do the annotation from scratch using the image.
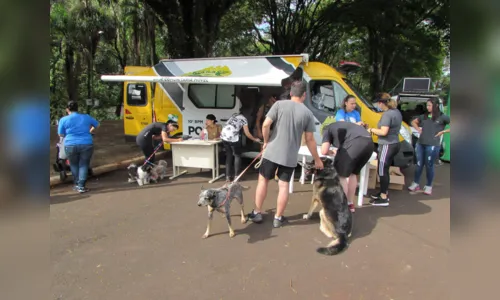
[203,129,208,141]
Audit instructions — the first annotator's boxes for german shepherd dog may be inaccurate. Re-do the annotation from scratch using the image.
[197,182,249,239]
[299,157,353,256]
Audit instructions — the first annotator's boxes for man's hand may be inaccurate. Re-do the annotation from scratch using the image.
[314,158,324,170]
[254,138,261,143]
[262,142,267,150]
[435,130,443,137]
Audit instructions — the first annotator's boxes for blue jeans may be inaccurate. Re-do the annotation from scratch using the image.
[65,144,94,188]
[413,143,441,186]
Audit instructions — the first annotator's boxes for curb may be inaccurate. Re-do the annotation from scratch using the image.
[49,151,170,188]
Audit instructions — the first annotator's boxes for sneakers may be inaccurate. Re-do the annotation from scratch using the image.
[423,186,432,195]
[408,183,432,195]
[247,210,289,227]
[247,210,263,223]
[77,187,90,194]
[408,182,421,192]
[273,216,288,228]
[348,203,355,213]
[370,192,389,202]
[370,195,389,207]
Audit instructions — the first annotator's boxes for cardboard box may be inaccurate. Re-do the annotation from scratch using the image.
[371,160,405,191]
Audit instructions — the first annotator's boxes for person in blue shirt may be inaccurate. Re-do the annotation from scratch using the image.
[335,95,365,126]
[58,101,99,193]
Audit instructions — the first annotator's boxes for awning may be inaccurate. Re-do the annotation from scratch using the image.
[101,54,308,87]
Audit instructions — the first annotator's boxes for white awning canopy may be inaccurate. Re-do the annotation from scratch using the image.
[101,74,285,86]
[101,54,308,86]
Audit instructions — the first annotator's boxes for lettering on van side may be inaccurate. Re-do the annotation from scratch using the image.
[188,126,203,135]
[158,77,209,84]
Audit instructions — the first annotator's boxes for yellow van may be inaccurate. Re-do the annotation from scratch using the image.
[103,54,414,167]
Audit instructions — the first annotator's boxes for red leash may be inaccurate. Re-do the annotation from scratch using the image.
[142,142,164,167]
[217,150,264,208]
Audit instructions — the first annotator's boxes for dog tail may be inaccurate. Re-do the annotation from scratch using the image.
[316,233,348,256]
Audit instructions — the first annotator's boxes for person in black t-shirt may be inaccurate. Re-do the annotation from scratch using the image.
[136,120,183,163]
[408,98,450,195]
[321,122,374,213]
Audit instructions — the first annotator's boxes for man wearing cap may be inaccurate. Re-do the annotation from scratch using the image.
[201,114,222,140]
[136,120,183,163]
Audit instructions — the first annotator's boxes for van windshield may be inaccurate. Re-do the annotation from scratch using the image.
[344,78,377,111]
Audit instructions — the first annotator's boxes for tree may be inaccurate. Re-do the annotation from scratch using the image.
[143,0,242,58]
[326,0,450,95]
[251,0,343,60]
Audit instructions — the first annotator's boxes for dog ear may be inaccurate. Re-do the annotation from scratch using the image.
[207,190,216,199]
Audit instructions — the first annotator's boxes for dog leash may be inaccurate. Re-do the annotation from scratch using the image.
[142,142,164,167]
[216,149,264,209]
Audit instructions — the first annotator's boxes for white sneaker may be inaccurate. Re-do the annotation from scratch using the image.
[423,186,432,195]
[408,182,420,192]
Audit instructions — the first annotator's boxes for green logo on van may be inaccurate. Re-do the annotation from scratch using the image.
[320,116,336,135]
[168,114,179,122]
[183,66,232,77]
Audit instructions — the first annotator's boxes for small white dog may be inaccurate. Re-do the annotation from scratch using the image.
[128,160,168,186]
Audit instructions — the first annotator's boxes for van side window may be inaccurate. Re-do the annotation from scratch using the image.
[310,81,336,112]
[332,81,349,108]
[188,84,235,109]
[127,83,147,106]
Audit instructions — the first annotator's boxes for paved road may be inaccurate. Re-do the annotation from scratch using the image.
[51,162,449,300]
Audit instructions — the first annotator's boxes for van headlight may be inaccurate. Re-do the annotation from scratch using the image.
[399,126,412,144]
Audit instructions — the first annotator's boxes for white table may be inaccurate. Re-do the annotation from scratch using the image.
[291,145,377,207]
[169,139,225,183]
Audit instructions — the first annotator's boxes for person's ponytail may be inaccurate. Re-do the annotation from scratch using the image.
[387,98,397,109]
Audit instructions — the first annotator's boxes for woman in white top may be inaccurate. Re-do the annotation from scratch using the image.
[220,109,261,183]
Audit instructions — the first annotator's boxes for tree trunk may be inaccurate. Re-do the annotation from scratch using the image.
[144,0,238,58]
[133,0,141,65]
[145,6,158,65]
[65,45,79,102]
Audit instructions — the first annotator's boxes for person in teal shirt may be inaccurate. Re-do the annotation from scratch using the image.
[335,95,365,126]
[58,101,99,193]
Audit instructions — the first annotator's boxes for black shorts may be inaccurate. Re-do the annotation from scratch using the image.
[334,137,374,177]
[259,158,295,182]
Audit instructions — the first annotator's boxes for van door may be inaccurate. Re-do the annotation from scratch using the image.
[123,82,152,138]
[182,84,239,137]
[303,79,349,143]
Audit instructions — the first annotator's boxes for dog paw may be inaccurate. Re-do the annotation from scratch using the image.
[302,214,310,220]
[202,233,209,239]
[229,231,235,238]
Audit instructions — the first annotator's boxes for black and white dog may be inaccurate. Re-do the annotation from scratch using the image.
[127,160,168,186]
